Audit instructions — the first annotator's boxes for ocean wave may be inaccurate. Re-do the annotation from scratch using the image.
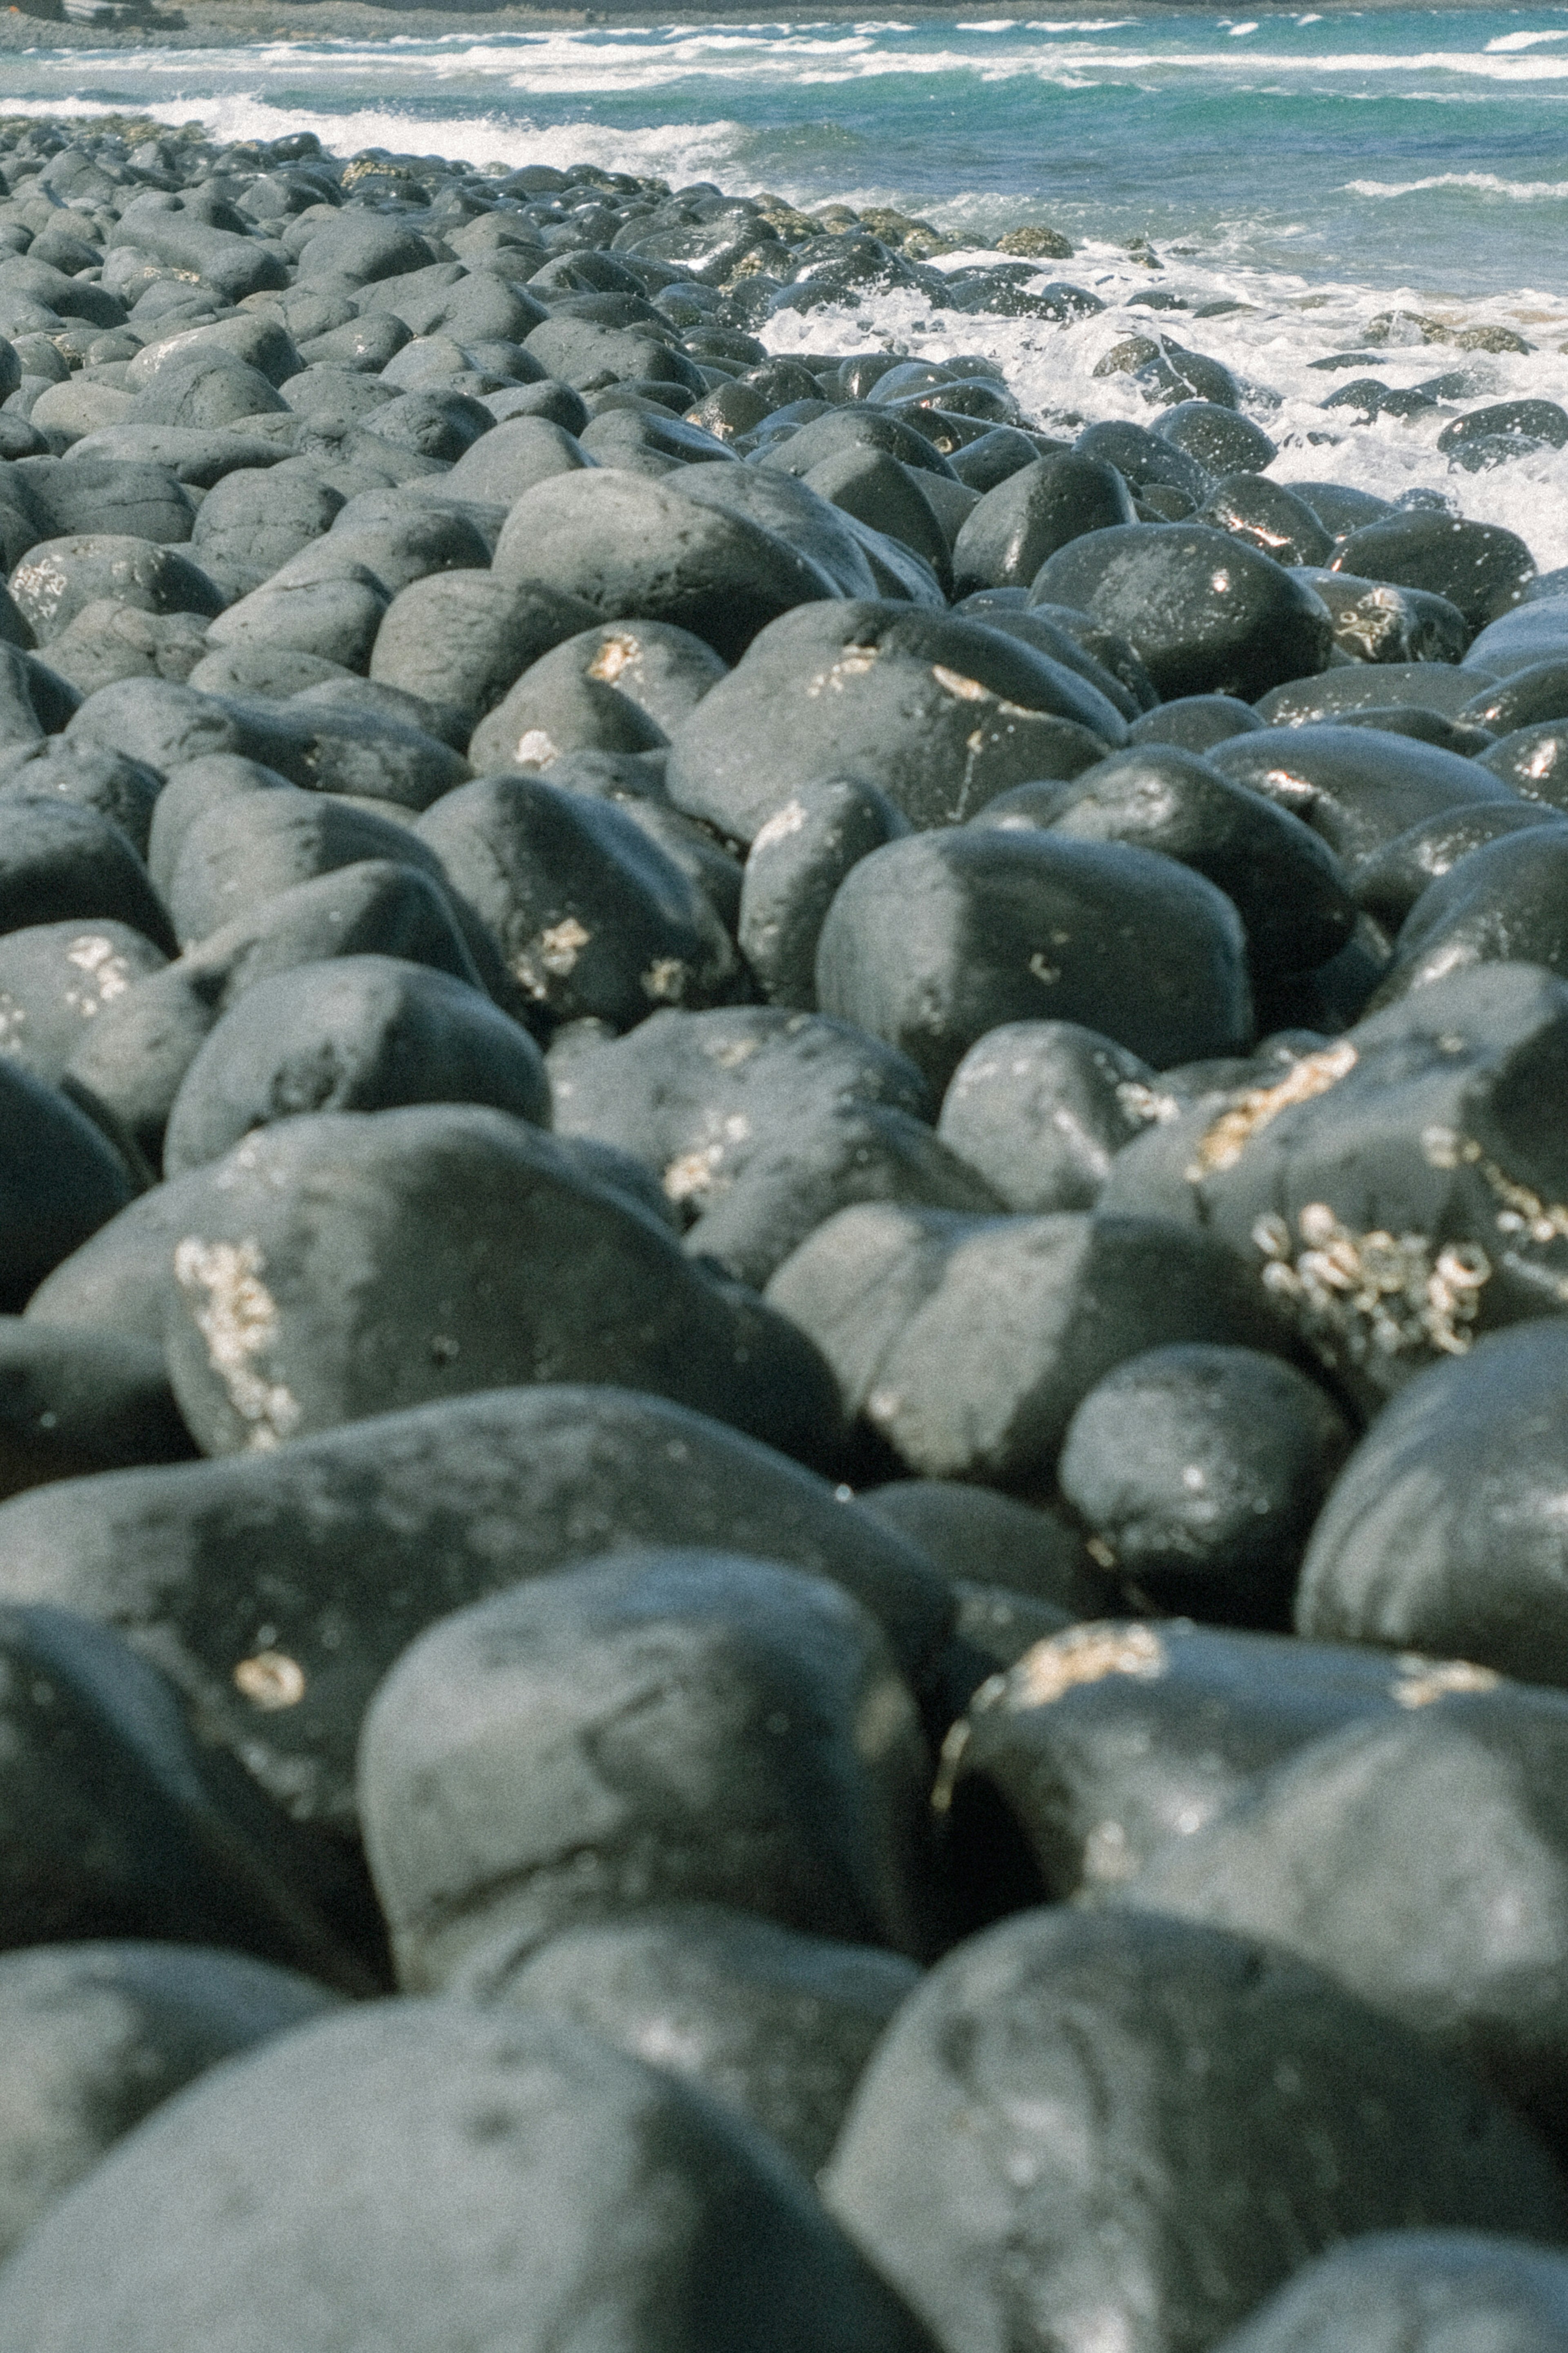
[1344,172,1568,200]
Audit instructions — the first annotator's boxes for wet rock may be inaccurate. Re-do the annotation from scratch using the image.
[0,1940,337,2261]
[0,919,167,1086]
[1207,723,1516,861]
[1030,523,1334,701]
[1127,693,1263,752]
[665,602,1122,844]
[491,469,839,662]
[1257,661,1499,725]
[973,743,1355,979]
[370,572,600,729]
[936,1618,1440,1920]
[0,2001,937,2353]
[739,776,909,1008]
[1208,2231,1568,2353]
[457,1901,917,2177]
[815,829,1252,1089]
[166,788,452,947]
[0,1319,194,1497]
[764,1202,1285,1484]
[1197,473,1334,567]
[1367,825,1568,1006]
[1459,655,1568,735]
[1119,1682,1568,2153]
[858,1479,1114,1619]
[1350,801,1567,931]
[9,535,223,646]
[1155,398,1276,474]
[156,1104,837,1462]
[823,1907,1565,2353]
[360,1548,931,1986]
[950,453,1136,598]
[1331,513,1536,631]
[162,955,550,1174]
[1058,1343,1350,1622]
[1298,567,1471,665]
[415,774,735,1025]
[0,796,174,956]
[935,1019,1175,1213]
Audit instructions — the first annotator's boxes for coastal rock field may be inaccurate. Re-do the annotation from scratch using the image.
[3,108,1568,2352]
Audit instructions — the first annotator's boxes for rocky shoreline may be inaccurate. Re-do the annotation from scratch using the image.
[2,107,1568,2353]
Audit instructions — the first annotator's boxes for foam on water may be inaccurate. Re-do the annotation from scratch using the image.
[4,6,1568,562]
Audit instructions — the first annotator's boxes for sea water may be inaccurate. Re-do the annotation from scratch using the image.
[3,8,1568,559]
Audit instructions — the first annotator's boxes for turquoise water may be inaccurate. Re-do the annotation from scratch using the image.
[4,10,1568,555]
[3,10,1568,292]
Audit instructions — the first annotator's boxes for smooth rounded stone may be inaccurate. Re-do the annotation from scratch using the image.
[62,676,305,785]
[824,1907,1566,2353]
[204,565,387,673]
[441,413,592,506]
[163,955,549,1175]
[1438,397,1568,466]
[370,573,599,730]
[759,406,958,485]
[0,1597,373,1991]
[189,466,343,599]
[945,1613,1448,1921]
[415,774,735,1025]
[466,646,668,771]
[1459,655,1568,736]
[1109,962,1568,1402]
[935,1019,1176,1213]
[158,1105,837,1463]
[140,753,294,897]
[800,447,952,589]
[534,752,745,927]
[1117,1684,1568,2151]
[1128,693,1263,752]
[0,1318,194,1495]
[0,919,167,1086]
[1030,523,1334,702]
[1296,567,1471,665]
[676,463,929,607]
[1368,826,1568,1007]
[665,603,1123,846]
[127,315,303,397]
[319,501,494,596]
[61,861,491,1171]
[31,601,210,700]
[765,1201,1285,1483]
[817,830,1252,1091]
[681,1100,1005,1290]
[0,1940,337,2262]
[110,195,290,303]
[0,796,174,957]
[483,376,592,433]
[857,1479,1116,1618]
[1258,661,1499,727]
[976,745,1355,979]
[362,1548,931,1987]
[456,1901,917,2177]
[8,534,223,647]
[61,426,293,490]
[1296,1317,1568,1684]
[1197,473,1334,567]
[1350,802,1568,931]
[1207,723,1518,862]
[1481,721,1568,803]
[740,776,909,1009]
[522,315,706,399]
[1207,2230,1568,2353]
[294,214,434,288]
[0,2001,937,2353]
[17,459,196,549]
[166,788,450,948]
[1291,478,1395,536]
[128,351,287,436]
[286,669,469,753]
[279,365,397,435]
[951,598,1148,720]
[1330,514,1536,631]
[352,388,492,466]
[947,426,1047,493]
[949,453,1135,599]
[1058,1342,1350,1621]
[184,644,355,706]
[289,709,470,814]
[0,1386,949,1867]
[550,1004,932,1218]
[0,744,160,863]
[1463,592,1568,677]
[295,311,412,372]
[1328,704,1497,756]
[1154,397,1276,474]
[491,469,838,664]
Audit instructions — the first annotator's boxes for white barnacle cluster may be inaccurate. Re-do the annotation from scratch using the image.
[1251,1202,1490,1363]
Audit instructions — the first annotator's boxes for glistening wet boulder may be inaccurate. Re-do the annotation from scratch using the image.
[935,1019,1173,1212]
[1206,723,1517,863]
[0,796,175,955]
[1028,522,1335,701]
[1,1061,133,1310]
[155,1106,837,1461]
[814,829,1253,1090]
[950,452,1136,597]
[0,2003,939,2353]
[0,918,168,1084]
[1365,824,1568,1007]
[764,1202,1286,1485]
[823,1907,1566,2353]
[1118,1684,1568,2153]
[1206,2231,1568,2353]
[0,1319,194,1496]
[934,1618,1421,1927]
[739,776,910,1009]
[456,1901,917,2177]
[663,600,1124,844]
[0,1940,337,2262]
[359,1549,932,1987]
[1330,512,1536,631]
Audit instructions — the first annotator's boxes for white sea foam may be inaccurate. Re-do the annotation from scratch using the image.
[1344,173,1568,200]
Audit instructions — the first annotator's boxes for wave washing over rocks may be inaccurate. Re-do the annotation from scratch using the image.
[8,106,1568,2353]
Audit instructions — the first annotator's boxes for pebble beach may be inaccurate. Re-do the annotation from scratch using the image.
[0,51,1567,2353]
